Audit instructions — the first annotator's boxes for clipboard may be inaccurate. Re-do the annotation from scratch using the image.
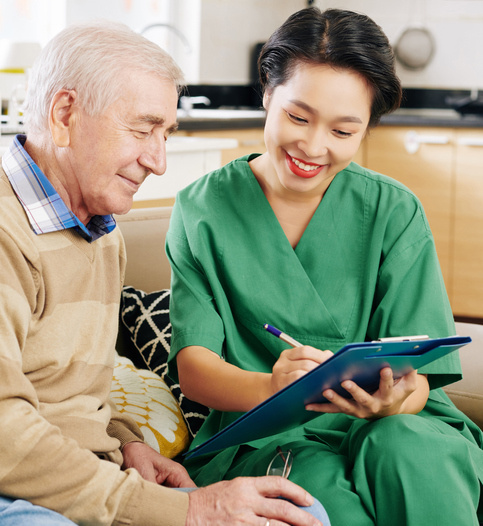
[185,335,471,459]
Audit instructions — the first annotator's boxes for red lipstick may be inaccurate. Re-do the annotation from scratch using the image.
[285,152,324,179]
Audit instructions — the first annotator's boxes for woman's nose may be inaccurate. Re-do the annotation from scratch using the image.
[299,127,329,159]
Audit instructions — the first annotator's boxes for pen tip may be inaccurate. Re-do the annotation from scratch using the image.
[263,323,268,329]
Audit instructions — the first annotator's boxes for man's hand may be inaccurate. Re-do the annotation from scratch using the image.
[186,476,323,526]
[122,441,195,487]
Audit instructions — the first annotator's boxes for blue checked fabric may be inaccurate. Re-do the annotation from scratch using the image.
[1,135,116,242]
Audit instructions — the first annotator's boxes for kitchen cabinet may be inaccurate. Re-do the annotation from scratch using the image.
[452,129,483,318]
[363,124,483,320]
[364,126,454,290]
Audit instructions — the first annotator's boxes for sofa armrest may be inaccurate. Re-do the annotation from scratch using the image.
[115,206,173,292]
[444,321,483,429]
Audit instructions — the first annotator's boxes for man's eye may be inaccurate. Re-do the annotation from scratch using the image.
[133,130,150,138]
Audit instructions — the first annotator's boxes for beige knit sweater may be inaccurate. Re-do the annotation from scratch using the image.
[0,168,188,525]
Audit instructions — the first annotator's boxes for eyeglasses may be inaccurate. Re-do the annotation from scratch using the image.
[266,446,293,478]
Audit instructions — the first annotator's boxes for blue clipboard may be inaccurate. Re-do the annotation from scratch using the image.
[185,335,471,459]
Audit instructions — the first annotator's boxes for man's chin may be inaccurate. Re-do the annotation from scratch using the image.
[100,195,134,217]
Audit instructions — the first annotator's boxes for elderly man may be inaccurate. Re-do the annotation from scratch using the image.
[0,21,326,526]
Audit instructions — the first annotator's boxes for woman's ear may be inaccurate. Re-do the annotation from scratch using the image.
[49,89,78,147]
[262,90,271,111]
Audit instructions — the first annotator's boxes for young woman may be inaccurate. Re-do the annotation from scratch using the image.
[166,8,483,525]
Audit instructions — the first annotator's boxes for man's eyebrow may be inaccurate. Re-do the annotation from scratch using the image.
[131,114,179,133]
[289,99,363,124]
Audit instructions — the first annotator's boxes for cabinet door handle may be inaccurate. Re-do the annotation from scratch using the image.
[404,130,450,154]
[240,139,263,146]
[457,137,483,147]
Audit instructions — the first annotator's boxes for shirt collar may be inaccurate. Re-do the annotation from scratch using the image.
[1,135,116,242]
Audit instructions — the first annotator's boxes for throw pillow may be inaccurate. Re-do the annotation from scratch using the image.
[120,286,210,437]
[111,354,190,458]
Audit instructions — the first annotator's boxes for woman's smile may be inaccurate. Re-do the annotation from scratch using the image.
[285,152,325,179]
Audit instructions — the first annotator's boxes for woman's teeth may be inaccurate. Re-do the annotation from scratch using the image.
[291,157,321,171]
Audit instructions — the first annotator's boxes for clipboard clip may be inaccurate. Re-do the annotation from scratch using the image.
[373,335,429,343]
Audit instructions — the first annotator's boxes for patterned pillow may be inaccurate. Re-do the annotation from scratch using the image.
[111,354,190,458]
[120,286,210,437]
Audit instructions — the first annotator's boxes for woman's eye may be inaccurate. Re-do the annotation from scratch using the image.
[287,112,307,124]
[334,129,353,138]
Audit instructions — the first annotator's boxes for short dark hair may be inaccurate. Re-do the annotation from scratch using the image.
[258,7,401,128]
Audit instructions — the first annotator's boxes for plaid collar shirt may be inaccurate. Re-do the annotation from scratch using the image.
[1,135,116,242]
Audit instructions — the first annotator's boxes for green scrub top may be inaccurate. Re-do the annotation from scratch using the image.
[166,155,483,525]
[167,155,462,449]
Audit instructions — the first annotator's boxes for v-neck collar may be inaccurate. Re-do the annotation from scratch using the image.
[216,158,349,342]
[244,155,335,257]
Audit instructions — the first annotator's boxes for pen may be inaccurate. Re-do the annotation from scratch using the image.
[264,323,303,348]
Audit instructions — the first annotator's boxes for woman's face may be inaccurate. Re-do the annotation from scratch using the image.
[261,62,372,197]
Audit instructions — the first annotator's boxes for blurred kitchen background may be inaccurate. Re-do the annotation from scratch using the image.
[1,0,483,322]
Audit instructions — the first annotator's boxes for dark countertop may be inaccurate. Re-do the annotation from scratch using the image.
[380,109,483,128]
[177,108,483,132]
[178,115,266,131]
[176,86,483,130]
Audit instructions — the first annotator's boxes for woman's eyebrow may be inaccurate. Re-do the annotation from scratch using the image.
[289,99,317,115]
[289,99,363,123]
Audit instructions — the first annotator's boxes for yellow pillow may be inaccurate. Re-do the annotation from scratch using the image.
[111,354,190,458]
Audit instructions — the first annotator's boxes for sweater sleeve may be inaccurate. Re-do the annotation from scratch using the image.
[107,398,145,448]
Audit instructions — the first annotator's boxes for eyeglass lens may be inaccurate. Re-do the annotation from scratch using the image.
[267,447,293,478]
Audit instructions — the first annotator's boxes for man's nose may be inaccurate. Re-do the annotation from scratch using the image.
[139,135,167,176]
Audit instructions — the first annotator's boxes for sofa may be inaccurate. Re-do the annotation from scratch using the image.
[113,205,483,457]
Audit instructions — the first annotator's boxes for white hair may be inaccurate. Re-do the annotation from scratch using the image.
[24,20,185,134]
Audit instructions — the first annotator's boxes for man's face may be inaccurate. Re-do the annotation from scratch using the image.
[64,71,179,221]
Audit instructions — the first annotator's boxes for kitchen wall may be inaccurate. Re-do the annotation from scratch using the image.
[181,0,483,89]
[315,0,483,90]
[187,0,306,85]
[152,0,483,89]
[1,0,482,89]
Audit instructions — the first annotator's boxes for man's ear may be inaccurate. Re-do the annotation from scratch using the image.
[49,89,78,147]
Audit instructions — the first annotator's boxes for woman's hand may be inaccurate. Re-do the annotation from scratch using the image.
[305,368,429,419]
[271,346,333,396]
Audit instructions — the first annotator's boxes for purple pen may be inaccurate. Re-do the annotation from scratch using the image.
[263,323,302,348]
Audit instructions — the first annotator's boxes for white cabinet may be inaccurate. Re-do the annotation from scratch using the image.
[133,136,237,203]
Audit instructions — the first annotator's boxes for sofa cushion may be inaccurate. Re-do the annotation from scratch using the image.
[120,286,210,437]
[111,354,190,458]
